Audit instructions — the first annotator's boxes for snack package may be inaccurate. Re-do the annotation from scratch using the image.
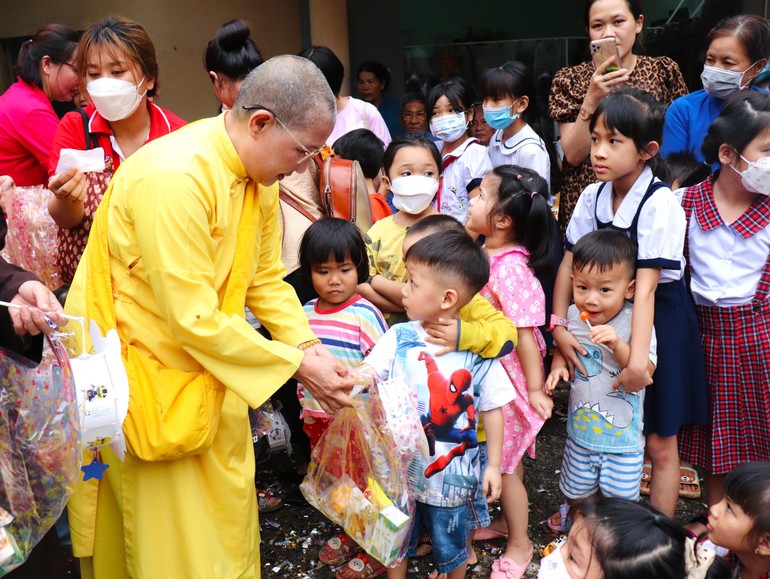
[0,184,61,290]
[0,336,80,576]
[300,395,413,567]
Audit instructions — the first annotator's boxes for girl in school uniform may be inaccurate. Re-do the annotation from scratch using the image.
[426,77,492,223]
[552,88,707,518]
[679,92,770,507]
[482,61,558,204]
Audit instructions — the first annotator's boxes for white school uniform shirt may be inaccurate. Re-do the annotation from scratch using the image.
[685,192,770,307]
[439,137,492,223]
[566,167,686,283]
[488,124,553,204]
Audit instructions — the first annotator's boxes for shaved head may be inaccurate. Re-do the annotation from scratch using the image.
[232,54,336,131]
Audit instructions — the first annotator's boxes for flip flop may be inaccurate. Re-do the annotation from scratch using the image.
[319,533,361,566]
[473,526,508,541]
[335,552,386,579]
[640,462,652,496]
[489,546,534,579]
[547,503,571,533]
[414,532,433,557]
[256,489,283,513]
[679,466,702,499]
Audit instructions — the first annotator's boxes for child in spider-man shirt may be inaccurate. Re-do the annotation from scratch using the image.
[362,229,513,579]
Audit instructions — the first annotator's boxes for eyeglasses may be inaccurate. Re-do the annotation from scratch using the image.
[242,104,320,164]
[56,60,78,73]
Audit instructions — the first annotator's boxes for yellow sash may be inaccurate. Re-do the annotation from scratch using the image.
[85,180,258,461]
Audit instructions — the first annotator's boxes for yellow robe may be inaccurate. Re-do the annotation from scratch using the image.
[65,114,316,578]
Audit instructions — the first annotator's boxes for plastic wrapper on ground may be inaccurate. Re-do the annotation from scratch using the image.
[0,337,80,576]
[299,394,414,567]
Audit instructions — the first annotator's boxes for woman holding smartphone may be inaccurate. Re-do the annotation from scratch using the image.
[549,0,687,235]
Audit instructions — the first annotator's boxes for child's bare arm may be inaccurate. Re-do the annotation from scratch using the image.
[357,283,402,313]
[519,328,553,420]
[481,407,503,503]
[545,349,569,394]
[370,275,406,306]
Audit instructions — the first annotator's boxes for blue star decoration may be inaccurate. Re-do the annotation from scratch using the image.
[81,458,109,481]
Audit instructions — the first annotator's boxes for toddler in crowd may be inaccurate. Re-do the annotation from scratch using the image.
[553,89,706,519]
[546,230,656,520]
[362,229,512,579]
[465,165,557,578]
[360,133,440,322]
[296,218,388,570]
[705,461,770,579]
[427,77,492,223]
[540,497,729,579]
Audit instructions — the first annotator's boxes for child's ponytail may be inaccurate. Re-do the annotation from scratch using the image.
[491,165,557,277]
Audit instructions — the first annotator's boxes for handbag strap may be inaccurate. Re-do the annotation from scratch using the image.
[77,108,97,151]
[279,190,318,223]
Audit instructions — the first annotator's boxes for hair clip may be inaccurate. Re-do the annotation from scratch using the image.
[530,191,538,199]
[515,174,522,181]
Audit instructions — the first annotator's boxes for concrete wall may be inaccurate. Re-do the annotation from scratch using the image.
[0,0,303,121]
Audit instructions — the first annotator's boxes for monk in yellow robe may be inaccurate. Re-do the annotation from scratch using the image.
[64,55,355,578]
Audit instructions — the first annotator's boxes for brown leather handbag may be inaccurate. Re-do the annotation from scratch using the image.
[318,154,373,233]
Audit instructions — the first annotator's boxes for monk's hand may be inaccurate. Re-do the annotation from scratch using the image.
[293,352,355,414]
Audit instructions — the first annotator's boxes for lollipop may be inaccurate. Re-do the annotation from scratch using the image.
[580,311,593,329]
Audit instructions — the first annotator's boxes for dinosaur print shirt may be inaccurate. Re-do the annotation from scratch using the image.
[364,321,514,507]
[566,303,657,453]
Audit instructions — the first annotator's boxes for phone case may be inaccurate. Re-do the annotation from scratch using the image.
[590,38,621,73]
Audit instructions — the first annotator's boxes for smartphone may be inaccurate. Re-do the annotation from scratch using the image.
[590,37,621,73]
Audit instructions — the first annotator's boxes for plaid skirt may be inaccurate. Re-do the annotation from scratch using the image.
[679,298,770,474]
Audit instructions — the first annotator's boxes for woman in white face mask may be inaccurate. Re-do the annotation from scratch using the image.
[539,497,726,579]
[679,93,770,512]
[47,15,186,284]
[426,77,492,224]
[661,15,770,164]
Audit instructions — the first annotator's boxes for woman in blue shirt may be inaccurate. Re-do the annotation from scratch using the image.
[661,15,770,162]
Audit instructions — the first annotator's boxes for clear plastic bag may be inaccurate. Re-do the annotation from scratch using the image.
[0,337,80,575]
[0,184,61,290]
[300,390,414,567]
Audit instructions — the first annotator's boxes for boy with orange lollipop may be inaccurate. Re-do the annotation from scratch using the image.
[545,229,658,528]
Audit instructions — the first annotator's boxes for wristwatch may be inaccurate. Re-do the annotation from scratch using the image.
[547,314,569,332]
[579,106,593,122]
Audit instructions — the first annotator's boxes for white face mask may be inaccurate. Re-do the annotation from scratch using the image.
[538,545,573,579]
[701,63,755,100]
[429,111,467,142]
[87,76,147,122]
[731,152,770,196]
[390,175,438,214]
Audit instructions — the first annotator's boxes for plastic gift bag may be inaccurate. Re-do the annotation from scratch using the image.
[0,336,80,575]
[0,184,61,290]
[300,389,414,567]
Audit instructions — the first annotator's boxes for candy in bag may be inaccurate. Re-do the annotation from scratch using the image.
[300,393,413,567]
[0,336,79,575]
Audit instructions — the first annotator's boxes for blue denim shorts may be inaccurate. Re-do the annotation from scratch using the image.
[467,441,491,529]
[406,502,469,574]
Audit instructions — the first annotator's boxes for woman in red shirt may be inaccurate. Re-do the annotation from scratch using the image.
[0,24,79,186]
[47,16,186,284]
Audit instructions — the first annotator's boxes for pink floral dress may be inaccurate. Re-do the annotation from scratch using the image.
[481,245,546,473]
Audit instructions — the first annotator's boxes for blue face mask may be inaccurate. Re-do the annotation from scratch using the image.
[483,103,519,131]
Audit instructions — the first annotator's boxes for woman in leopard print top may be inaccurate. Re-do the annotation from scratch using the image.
[548,0,687,236]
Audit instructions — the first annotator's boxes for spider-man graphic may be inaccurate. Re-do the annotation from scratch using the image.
[418,351,478,478]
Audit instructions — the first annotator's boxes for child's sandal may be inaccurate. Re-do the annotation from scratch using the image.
[334,552,385,579]
[318,533,361,566]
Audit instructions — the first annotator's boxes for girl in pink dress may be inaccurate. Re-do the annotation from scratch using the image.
[466,164,558,578]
